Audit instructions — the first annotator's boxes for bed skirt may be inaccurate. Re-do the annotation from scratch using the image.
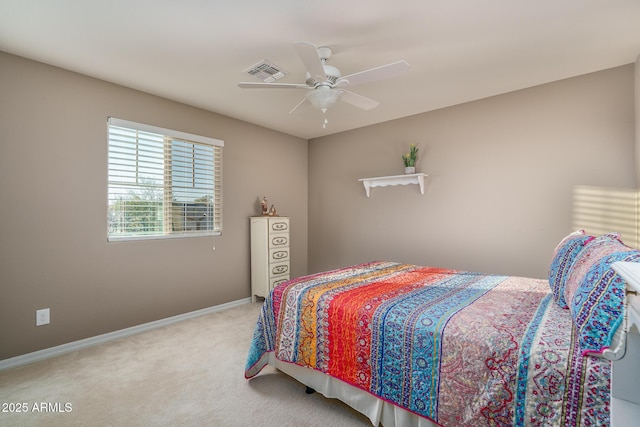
[267,353,439,427]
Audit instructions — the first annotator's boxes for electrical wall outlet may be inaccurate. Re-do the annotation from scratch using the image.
[36,308,50,326]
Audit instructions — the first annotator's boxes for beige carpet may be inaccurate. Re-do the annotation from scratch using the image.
[0,302,371,426]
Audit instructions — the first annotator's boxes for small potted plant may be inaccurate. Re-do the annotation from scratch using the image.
[402,144,418,174]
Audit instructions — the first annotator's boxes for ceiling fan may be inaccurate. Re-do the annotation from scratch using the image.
[238,41,410,114]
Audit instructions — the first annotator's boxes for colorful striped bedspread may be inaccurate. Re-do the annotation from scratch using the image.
[245,261,611,426]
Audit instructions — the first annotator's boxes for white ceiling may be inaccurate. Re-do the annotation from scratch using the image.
[1,1,640,140]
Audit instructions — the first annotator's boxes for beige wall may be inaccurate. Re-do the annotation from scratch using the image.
[0,52,308,360]
[1,50,637,361]
[636,54,640,187]
[308,65,636,279]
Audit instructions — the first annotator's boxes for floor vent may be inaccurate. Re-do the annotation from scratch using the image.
[244,60,289,83]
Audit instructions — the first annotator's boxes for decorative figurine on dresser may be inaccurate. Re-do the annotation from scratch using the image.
[250,197,290,302]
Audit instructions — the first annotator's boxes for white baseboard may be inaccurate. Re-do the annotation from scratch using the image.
[0,297,252,372]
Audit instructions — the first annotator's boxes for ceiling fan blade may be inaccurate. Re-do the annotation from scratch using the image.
[238,82,309,89]
[293,41,326,82]
[340,90,380,110]
[338,60,409,87]
[289,98,311,114]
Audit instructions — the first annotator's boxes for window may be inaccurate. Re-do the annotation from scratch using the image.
[107,118,223,241]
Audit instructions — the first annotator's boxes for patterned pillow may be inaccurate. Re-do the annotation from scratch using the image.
[563,233,626,309]
[571,250,640,355]
[548,230,594,308]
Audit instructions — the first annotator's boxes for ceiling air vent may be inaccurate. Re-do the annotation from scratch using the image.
[244,60,289,83]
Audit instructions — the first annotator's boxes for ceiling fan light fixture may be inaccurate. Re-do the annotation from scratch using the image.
[305,86,342,113]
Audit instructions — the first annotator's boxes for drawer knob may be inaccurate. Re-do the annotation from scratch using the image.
[273,251,288,259]
[272,265,289,274]
[272,237,288,246]
[272,278,288,287]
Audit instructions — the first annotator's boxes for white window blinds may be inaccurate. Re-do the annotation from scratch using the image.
[107,118,223,241]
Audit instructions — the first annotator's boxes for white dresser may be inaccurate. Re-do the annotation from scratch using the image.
[250,216,290,302]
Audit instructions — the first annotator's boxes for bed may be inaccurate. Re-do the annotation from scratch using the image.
[245,231,640,426]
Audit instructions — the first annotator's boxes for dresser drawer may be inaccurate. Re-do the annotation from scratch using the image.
[269,233,289,248]
[270,261,289,277]
[270,218,289,233]
[270,275,289,290]
[269,247,290,263]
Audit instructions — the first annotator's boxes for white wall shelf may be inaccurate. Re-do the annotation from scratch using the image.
[358,173,428,197]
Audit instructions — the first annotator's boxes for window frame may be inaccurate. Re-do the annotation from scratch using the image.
[107,117,223,242]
